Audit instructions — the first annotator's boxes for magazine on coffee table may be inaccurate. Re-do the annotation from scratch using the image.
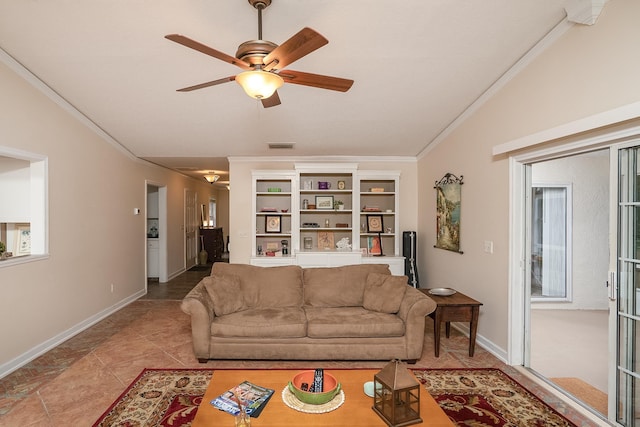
[210,380,275,417]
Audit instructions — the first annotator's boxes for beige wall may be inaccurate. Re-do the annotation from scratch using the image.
[418,0,640,353]
[228,158,417,264]
[0,60,216,374]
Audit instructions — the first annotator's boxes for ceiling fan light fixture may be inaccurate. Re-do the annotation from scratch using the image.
[236,70,283,99]
[204,174,220,183]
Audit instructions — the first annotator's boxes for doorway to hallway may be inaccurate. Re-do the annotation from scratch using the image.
[146,182,168,283]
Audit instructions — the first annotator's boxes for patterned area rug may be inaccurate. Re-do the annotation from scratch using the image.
[94,368,575,427]
[92,368,214,427]
[413,368,575,426]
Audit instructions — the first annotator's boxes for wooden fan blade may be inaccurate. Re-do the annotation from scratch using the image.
[176,76,236,92]
[165,34,251,70]
[279,70,354,92]
[262,28,328,71]
[261,91,281,108]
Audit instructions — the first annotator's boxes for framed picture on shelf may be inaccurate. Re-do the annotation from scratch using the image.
[265,215,281,233]
[367,235,382,256]
[15,224,31,256]
[367,215,384,233]
[315,195,334,210]
[317,231,335,249]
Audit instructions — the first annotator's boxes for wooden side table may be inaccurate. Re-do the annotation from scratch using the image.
[419,289,483,357]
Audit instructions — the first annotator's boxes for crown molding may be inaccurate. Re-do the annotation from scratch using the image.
[565,0,609,25]
[417,15,574,159]
[0,46,136,161]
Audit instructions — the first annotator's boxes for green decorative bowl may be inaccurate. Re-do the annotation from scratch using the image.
[288,371,341,405]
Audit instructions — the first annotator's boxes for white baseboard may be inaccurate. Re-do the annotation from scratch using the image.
[167,268,186,282]
[0,289,146,380]
[450,323,509,364]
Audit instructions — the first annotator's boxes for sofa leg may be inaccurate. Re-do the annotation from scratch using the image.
[197,358,209,363]
[406,359,417,364]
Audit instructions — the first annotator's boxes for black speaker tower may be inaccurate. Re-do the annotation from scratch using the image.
[403,231,419,288]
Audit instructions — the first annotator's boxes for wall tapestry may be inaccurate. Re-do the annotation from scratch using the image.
[434,173,463,254]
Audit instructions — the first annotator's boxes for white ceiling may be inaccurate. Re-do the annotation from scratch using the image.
[0,1,568,182]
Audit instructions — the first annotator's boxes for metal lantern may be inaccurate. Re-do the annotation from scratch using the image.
[372,359,422,427]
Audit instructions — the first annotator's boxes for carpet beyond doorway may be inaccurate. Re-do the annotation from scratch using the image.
[551,377,607,416]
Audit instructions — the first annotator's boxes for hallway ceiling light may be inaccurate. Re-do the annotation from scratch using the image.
[204,173,220,183]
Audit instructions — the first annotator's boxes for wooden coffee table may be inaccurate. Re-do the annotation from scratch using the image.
[192,369,454,426]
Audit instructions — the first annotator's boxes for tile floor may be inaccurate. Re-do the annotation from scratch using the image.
[0,264,604,426]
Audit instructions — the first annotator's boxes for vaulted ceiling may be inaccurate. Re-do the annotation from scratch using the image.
[0,1,569,183]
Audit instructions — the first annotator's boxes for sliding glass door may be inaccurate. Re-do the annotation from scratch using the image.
[616,145,640,426]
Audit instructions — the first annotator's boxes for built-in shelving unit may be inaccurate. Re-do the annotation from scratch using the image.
[358,172,400,257]
[251,171,296,260]
[251,165,404,274]
[298,165,355,252]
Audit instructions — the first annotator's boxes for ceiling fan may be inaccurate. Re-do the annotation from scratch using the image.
[165,0,354,108]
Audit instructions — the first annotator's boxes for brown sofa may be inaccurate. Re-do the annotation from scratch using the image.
[181,263,436,363]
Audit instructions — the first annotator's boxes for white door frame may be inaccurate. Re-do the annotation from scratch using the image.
[503,108,640,363]
[145,181,168,283]
[184,188,198,270]
[506,119,640,425]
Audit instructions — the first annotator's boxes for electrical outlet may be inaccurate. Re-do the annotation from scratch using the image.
[483,240,494,254]
[110,283,114,293]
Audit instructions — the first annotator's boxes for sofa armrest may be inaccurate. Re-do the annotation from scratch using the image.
[181,279,215,361]
[397,287,437,359]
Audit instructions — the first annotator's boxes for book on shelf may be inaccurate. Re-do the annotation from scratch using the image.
[210,380,275,418]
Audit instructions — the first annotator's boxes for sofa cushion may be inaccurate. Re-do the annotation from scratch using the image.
[203,275,248,316]
[303,264,391,307]
[211,263,303,308]
[210,308,307,338]
[363,273,408,314]
[304,307,405,338]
